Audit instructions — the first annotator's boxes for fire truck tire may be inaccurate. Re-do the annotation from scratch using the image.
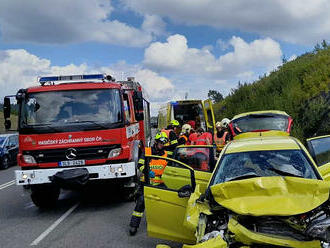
[31,184,60,208]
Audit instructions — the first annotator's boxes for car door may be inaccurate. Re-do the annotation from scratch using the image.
[306,135,330,180]
[162,146,215,193]
[202,99,216,134]
[144,155,196,244]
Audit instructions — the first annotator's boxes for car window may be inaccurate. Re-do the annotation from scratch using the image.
[308,136,330,167]
[211,150,318,185]
[173,146,215,172]
[232,114,289,135]
[9,136,17,146]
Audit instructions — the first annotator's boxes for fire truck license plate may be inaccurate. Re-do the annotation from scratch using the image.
[59,160,85,167]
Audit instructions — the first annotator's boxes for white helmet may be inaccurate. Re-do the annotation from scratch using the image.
[216,121,222,128]
[220,118,230,128]
[182,124,192,134]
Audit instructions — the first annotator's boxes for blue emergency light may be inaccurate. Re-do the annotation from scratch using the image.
[38,74,106,83]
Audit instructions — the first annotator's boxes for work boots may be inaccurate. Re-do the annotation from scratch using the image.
[129,226,138,236]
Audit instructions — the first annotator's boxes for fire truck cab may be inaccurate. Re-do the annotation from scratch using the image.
[3,74,151,208]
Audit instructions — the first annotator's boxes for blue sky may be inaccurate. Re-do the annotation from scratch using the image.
[0,0,328,115]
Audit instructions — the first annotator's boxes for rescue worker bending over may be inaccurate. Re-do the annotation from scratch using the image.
[129,132,168,236]
[162,120,180,156]
[178,124,193,145]
[215,118,231,147]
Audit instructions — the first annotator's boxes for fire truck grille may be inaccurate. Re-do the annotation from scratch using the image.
[24,145,121,163]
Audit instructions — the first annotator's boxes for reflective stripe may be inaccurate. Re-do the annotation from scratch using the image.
[132,211,143,217]
[167,151,173,155]
[138,158,145,164]
[139,166,144,172]
[170,139,178,145]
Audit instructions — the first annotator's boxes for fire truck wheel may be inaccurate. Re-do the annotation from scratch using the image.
[31,184,60,208]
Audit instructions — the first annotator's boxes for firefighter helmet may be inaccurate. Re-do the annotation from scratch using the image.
[170,120,180,127]
[155,132,168,144]
[182,124,192,134]
[220,118,230,128]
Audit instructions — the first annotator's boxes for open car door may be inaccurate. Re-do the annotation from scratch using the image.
[307,135,330,180]
[202,99,216,134]
[144,156,197,244]
[162,145,216,194]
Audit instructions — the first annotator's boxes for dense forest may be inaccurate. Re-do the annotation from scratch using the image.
[212,42,330,141]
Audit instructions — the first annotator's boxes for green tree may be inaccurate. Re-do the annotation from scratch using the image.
[208,90,224,103]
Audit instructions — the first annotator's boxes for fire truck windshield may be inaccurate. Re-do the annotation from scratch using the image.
[20,89,123,132]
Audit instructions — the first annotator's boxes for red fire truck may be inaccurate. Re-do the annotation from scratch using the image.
[3,74,151,208]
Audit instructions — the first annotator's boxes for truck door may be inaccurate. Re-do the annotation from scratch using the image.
[144,156,196,244]
[307,135,330,180]
[202,99,216,135]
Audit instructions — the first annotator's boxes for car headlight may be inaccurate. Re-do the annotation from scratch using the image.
[108,148,121,158]
[22,155,36,164]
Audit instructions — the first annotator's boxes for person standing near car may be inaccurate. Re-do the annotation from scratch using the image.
[129,132,169,236]
[162,120,180,156]
[178,124,193,145]
[215,118,231,147]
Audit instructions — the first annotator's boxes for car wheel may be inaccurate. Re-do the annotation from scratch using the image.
[31,184,60,209]
[0,156,9,169]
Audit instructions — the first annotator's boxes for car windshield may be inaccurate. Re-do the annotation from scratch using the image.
[211,150,318,185]
[20,89,122,127]
[0,137,6,146]
[232,114,289,135]
[173,146,216,172]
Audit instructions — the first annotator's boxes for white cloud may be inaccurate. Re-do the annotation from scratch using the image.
[144,34,282,80]
[142,15,167,37]
[0,49,174,116]
[122,0,330,45]
[0,0,152,47]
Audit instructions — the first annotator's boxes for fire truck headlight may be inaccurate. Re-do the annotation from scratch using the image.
[23,155,36,164]
[117,166,123,173]
[22,174,28,179]
[108,148,121,158]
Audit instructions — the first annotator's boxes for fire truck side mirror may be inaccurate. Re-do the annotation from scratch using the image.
[4,119,11,130]
[133,91,144,111]
[3,97,11,119]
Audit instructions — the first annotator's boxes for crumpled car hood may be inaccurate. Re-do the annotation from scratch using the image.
[211,176,330,216]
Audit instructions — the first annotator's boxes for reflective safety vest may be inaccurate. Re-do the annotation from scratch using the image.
[195,132,212,145]
[179,134,190,145]
[214,131,228,147]
[143,147,168,185]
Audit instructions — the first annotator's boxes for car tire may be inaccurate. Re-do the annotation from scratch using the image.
[0,156,10,170]
[31,184,60,209]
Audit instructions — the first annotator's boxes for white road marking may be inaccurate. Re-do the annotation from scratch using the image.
[0,180,15,190]
[30,203,80,246]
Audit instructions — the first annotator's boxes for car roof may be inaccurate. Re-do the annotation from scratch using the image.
[225,136,301,154]
[232,110,289,121]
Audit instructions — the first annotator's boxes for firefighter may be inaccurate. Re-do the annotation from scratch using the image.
[215,118,231,148]
[162,120,180,156]
[178,124,192,145]
[129,132,169,236]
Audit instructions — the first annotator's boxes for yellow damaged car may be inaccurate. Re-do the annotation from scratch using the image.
[144,134,330,248]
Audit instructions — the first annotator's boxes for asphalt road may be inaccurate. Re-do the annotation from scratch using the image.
[0,165,181,248]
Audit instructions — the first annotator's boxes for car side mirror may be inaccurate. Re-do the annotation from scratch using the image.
[178,184,193,198]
